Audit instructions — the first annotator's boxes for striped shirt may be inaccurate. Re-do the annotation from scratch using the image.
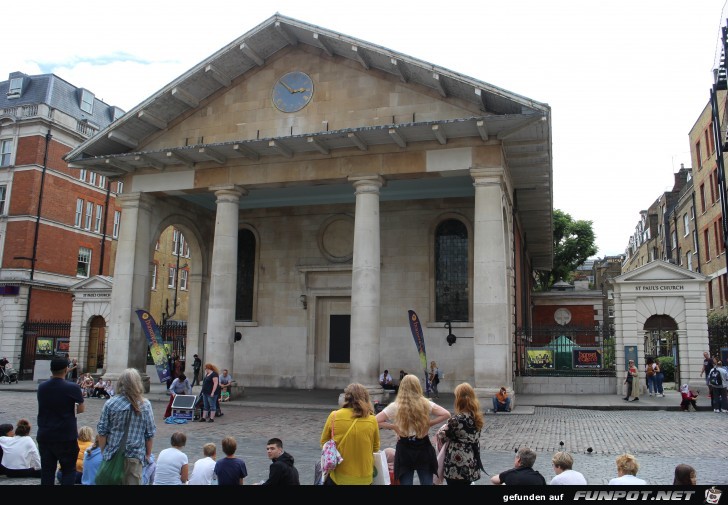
[97,395,156,462]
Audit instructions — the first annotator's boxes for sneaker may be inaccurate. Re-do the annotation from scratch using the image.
[658,394,665,397]
[649,393,653,396]
[198,417,207,422]
[714,409,720,413]
[632,398,639,401]
[208,418,214,422]
[622,397,629,401]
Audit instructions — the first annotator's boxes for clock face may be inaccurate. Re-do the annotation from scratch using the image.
[272,71,314,113]
[554,308,572,326]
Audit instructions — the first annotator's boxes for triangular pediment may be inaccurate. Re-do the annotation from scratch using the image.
[69,275,114,292]
[614,260,707,283]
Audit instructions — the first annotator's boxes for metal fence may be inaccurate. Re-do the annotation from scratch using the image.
[515,325,616,377]
[146,320,188,365]
[20,320,71,380]
[707,323,728,363]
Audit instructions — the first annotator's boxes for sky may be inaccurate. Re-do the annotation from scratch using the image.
[5,0,728,257]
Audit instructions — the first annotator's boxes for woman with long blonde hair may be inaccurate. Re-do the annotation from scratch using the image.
[375,374,450,485]
[319,383,380,485]
[440,382,484,485]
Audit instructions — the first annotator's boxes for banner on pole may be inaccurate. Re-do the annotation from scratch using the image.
[136,309,171,384]
[407,310,430,395]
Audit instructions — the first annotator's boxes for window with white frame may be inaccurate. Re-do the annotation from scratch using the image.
[113,211,121,238]
[168,266,176,288]
[116,181,124,194]
[683,214,689,236]
[94,204,103,232]
[608,305,614,318]
[77,247,91,278]
[671,231,677,251]
[151,264,157,290]
[75,199,83,227]
[180,269,188,290]
[7,77,23,98]
[98,175,106,189]
[88,172,97,186]
[79,169,87,182]
[1,139,13,167]
[172,229,180,255]
[84,202,93,230]
[687,251,693,271]
[80,89,94,114]
[690,205,695,219]
[0,185,6,214]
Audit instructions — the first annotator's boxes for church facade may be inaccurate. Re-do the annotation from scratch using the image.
[65,15,553,399]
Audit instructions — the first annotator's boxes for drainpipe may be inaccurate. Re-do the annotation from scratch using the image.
[98,179,111,275]
[19,129,52,377]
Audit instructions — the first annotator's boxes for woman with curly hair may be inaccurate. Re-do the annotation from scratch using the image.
[376,374,450,485]
[439,382,484,485]
[319,383,380,485]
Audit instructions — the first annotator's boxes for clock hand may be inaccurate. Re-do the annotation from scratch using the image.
[279,80,296,93]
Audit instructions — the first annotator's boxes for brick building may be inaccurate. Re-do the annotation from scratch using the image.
[0,72,123,379]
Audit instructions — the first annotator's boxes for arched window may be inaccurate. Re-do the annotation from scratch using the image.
[435,219,468,322]
[235,228,256,321]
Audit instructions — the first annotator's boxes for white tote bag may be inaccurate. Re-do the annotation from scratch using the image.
[372,450,391,485]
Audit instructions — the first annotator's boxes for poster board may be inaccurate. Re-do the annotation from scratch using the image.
[572,348,602,369]
[526,349,554,369]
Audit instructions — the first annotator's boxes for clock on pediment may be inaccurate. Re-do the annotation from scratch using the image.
[554,308,571,326]
[272,71,314,113]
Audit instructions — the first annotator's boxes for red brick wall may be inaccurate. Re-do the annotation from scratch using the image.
[533,304,596,327]
[29,289,72,320]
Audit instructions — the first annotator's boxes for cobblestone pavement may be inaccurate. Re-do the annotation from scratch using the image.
[1,390,726,485]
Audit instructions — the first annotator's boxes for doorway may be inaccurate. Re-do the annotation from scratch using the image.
[315,297,351,389]
[86,316,106,373]
[643,314,679,385]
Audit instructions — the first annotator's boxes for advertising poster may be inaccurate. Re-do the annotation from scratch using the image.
[526,349,554,369]
[573,348,602,369]
[407,310,431,395]
[37,338,54,356]
[135,309,171,384]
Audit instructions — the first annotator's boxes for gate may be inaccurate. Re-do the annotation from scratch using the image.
[147,321,187,367]
[515,325,616,377]
[20,320,71,381]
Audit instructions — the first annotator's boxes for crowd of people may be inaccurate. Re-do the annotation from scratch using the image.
[0,356,712,486]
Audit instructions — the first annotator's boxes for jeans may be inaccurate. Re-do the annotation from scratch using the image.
[654,373,664,395]
[711,387,728,411]
[202,393,219,417]
[39,440,79,486]
[646,375,655,394]
[191,369,201,387]
[399,468,434,485]
[493,397,511,411]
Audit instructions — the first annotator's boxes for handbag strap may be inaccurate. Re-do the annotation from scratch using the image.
[338,418,358,447]
[117,409,132,454]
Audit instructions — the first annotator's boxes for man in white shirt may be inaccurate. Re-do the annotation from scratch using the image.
[608,453,647,485]
[188,443,217,485]
[378,369,396,391]
[549,451,587,485]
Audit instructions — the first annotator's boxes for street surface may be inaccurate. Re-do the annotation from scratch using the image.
[0,390,726,485]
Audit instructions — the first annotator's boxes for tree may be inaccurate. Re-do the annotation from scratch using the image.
[535,209,597,291]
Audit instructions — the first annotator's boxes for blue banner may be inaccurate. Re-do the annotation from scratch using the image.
[407,310,430,395]
[135,309,171,384]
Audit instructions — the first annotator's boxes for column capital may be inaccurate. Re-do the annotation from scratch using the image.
[209,184,247,203]
[470,167,505,185]
[116,192,154,212]
[348,175,385,194]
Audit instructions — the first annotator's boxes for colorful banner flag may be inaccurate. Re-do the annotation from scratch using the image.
[407,310,430,395]
[135,309,171,384]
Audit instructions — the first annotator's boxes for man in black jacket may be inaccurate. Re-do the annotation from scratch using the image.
[191,354,202,387]
[259,438,300,485]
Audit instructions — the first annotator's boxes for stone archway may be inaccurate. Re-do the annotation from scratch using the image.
[613,260,709,394]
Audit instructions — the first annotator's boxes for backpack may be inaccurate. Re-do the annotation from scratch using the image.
[709,368,723,387]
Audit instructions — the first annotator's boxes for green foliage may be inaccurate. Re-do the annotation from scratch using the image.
[536,209,598,291]
[657,356,674,382]
[708,312,728,327]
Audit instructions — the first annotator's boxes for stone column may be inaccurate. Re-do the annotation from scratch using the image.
[470,168,513,403]
[348,175,384,396]
[105,193,152,386]
[205,185,245,374]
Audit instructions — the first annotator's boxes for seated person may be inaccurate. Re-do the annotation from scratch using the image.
[93,379,110,399]
[81,373,95,398]
[378,369,396,391]
[492,386,511,412]
[490,447,545,485]
[219,369,232,401]
[679,384,699,411]
[0,419,41,478]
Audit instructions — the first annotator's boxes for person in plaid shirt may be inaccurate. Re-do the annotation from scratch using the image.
[97,368,156,485]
